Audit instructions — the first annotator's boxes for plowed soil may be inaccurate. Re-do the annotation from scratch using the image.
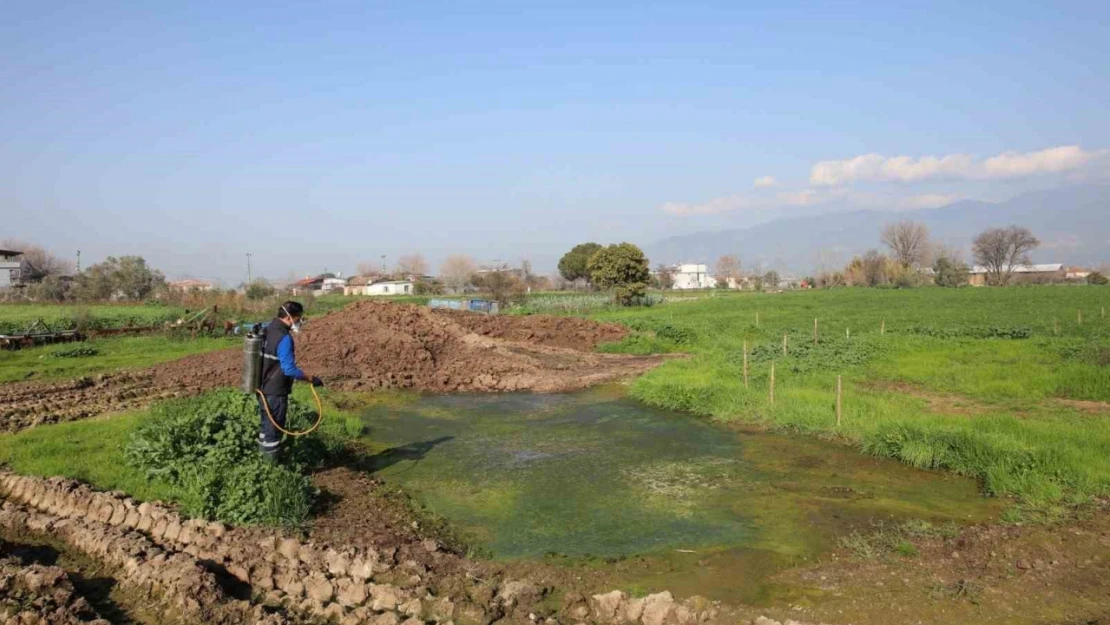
[0,302,662,433]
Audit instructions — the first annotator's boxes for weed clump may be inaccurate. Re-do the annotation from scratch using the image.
[48,345,100,358]
[125,389,338,527]
[902,325,1032,339]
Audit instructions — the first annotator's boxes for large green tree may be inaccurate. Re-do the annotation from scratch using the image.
[587,242,650,306]
[557,242,603,283]
[74,255,165,301]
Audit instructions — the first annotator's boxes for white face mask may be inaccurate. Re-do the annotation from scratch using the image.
[282,307,303,334]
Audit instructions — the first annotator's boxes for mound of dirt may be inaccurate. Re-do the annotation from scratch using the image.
[1,303,662,433]
[438,309,628,351]
[294,301,651,393]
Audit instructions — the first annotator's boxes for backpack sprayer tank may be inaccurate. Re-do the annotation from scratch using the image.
[242,325,264,394]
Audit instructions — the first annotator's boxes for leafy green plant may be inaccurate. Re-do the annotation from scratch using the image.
[48,344,100,358]
[124,389,333,527]
[902,325,1032,339]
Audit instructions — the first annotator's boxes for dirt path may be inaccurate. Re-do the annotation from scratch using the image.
[0,303,664,433]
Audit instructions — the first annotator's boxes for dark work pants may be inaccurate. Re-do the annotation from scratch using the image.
[258,394,288,460]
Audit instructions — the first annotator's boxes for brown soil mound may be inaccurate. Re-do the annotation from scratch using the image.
[437,309,628,351]
[1,303,661,433]
[295,301,651,393]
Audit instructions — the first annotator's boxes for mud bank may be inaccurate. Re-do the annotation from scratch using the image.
[0,303,663,433]
[1,471,825,625]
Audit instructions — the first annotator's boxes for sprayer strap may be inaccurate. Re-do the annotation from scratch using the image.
[262,353,280,361]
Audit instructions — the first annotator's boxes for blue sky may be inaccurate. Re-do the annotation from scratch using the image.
[3,1,1108,283]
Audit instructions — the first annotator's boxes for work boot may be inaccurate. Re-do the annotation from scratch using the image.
[260,446,282,464]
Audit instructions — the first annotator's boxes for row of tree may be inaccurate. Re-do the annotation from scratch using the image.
[817,222,1048,288]
[1,239,167,302]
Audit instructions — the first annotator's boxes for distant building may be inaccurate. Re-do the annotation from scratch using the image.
[968,263,1065,286]
[344,276,415,296]
[321,277,347,293]
[0,249,23,288]
[366,280,414,296]
[290,274,347,295]
[670,263,718,290]
[1065,266,1092,281]
[290,275,324,295]
[343,275,375,296]
[168,279,214,292]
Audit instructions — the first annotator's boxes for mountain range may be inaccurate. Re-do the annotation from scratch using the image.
[645,185,1109,275]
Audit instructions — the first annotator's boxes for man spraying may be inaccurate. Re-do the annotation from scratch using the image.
[258,301,323,461]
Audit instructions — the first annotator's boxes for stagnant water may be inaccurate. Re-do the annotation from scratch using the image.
[359,386,998,604]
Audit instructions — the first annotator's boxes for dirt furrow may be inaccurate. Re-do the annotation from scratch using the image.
[0,471,816,625]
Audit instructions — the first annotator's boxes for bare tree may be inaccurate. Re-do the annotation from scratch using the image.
[472,263,526,305]
[0,239,74,280]
[713,255,743,288]
[880,221,930,268]
[971,226,1040,286]
[440,255,477,293]
[356,261,385,278]
[395,254,429,278]
[653,264,675,290]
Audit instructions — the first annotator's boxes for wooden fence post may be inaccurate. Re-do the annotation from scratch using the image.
[836,375,842,427]
[846,327,850,339]
[1078,309,1083,325]
[1054,318,1060,336]
[881,319,885,335]
[743,340,749,388]
[782,333,788,355]
[769,361,775,405]
[813,318,818,346]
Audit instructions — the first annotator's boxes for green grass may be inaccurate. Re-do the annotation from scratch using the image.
[593,286,1110,519]
[0,303,183,333]
[0,335,236,383]
[0,411,187,503]
[0,386,367,524]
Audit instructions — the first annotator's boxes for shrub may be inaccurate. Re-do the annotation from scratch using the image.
[125,389,334,527]
[902,325,1032,339]
[1088,271,1108,286]
[48,344,100,358]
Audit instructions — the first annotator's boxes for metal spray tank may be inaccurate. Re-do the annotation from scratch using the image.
[242,323,265,394]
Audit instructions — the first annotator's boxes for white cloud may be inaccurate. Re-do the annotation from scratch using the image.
[753,176,777,188]
[810,145,1105,185]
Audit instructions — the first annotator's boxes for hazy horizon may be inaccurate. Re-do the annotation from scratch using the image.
[4,2,1109,284]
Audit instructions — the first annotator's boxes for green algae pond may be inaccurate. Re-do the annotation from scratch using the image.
[359,386,1000,604]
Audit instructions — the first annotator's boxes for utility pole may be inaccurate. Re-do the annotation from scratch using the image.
[76,250,81,273]
[246,253,252,286]
[381,255,386,274]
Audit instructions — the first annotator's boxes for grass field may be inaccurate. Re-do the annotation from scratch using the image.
[0,385,367,523]
[594,286,1110,521]
[0,334,237,384]
[0,303,184,333]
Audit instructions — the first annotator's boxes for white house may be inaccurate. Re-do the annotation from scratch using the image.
[346,279,415,296]
[321,277,348,293]
[671,263,717,289]
[0,249,23,289]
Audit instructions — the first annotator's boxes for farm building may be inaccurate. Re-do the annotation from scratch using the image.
[968,263,1065,286]
[0,249,23,288]
[291,274,348,295]
[670,263,718,290]
[1065,266,1092,281]
[346,278,415,296]
[168,279,214,292]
